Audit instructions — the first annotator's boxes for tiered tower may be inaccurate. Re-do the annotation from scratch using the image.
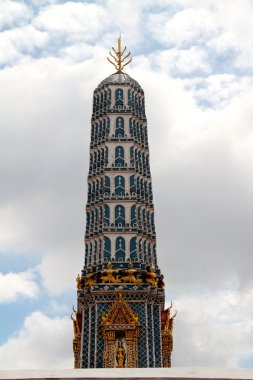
[72,38,176,369]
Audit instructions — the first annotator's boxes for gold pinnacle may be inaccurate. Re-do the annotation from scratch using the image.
[107,36,132,73]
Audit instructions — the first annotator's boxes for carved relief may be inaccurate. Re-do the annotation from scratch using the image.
[161,302,177,367]
[71,306,82,369]
[101,293,140,368]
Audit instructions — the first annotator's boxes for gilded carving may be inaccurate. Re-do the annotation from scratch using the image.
[146,264,158,287]
[101,293,140,368]
[71,306,81,369]
[85,272,97,286]
[162,302,177,368]
[76,274,83,290]
[101,261,121,283]
[121,267,142,283]
[82,262,165,288]
[116,340,126,368]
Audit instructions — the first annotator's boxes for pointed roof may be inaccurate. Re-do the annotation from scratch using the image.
[96,72,143,92]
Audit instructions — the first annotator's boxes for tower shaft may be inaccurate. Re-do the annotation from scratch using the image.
[72,54,174,367]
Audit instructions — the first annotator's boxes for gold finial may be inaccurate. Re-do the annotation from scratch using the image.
[107,36,132,73]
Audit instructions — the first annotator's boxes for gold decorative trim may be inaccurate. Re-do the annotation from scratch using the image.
[76,263,165,290]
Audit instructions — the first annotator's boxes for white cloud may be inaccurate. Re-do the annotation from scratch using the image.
[0,311,73,369]
[0,55,105,294]
[105,0,150,47]
[148,7,219,48]
[0,270,39,303]
[0,25,48,64]
[147,0,253,72]
[172,286,253,367]
[33,2,109,43]
[186,74,253,108]
[0,0,32,31]
[212,1,253,69]
[154,47,211,76]
[47,299,70,314]
[145,76,253,290]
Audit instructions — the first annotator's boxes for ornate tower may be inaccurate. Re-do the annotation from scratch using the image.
[72,38,176,369]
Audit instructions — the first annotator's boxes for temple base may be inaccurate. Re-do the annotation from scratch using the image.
[77,284,164,368]
[1,368,253,380]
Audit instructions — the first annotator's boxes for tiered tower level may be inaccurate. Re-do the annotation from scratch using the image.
[72,38,176,369]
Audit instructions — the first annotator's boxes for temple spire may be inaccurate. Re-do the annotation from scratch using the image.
[107,36,132,72]
[73,39,175,369]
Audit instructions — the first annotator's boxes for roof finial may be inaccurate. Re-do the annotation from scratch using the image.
[107,36,132,73]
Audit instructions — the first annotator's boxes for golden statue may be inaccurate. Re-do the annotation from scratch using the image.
[101,312,108,324]
[158,274,165,288]
[116,340,126,368]
[85,273,97,286]
[146,264,158,286]
[71,306,81,368]
[121,268,142,283]
[76,274,83,290]
[107,36,132,73]
[164,302,176,334]
[84,265,97,286]
[101,261,121,283]
[165,302,173,323]
[71,306,80,338]
[162,304,177,368]
[169,310,177,334]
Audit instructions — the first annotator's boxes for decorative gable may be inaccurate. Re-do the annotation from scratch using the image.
[102,293,139,327]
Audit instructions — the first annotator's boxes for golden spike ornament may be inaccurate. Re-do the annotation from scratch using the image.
[162,304,177,368]
[71,305,81,368]
[107,36,132,72]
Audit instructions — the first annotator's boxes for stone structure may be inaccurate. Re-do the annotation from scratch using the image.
[1,369,253,380]
[72,38,176,368]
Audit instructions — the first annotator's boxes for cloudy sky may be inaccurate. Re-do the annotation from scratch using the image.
[0,0,253,370]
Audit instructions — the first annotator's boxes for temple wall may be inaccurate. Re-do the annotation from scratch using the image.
[1,368,253,380]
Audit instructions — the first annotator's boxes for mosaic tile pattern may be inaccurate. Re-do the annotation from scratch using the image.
[96,303,110,367]
[81,308,90,367]
[89,307,96,368]
[154,305,162,367]
[148,304,154,367]
[130,302,148,367]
